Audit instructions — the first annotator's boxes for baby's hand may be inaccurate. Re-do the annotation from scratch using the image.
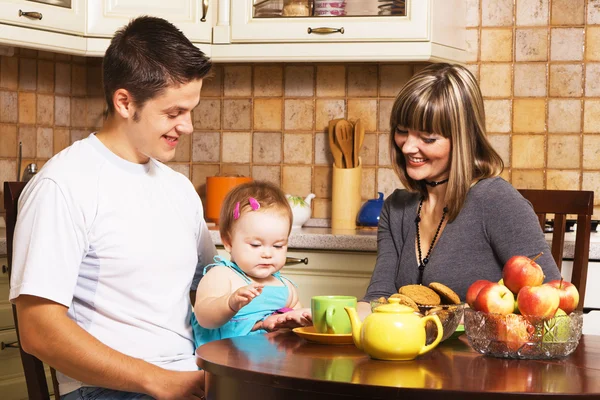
[228,283,264,312]
[262,308,312,331]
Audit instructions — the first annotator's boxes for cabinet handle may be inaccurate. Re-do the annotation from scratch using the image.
[2,265,7,274]
[19,10,43,20]
[307,27,344,35]
[200,0,209,22]
[286,257,308,265]
[1,341,19,350]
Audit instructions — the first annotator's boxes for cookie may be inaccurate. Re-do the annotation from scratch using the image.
[389,293,419,312]
[399,284,441,306]
[429,282,461,305]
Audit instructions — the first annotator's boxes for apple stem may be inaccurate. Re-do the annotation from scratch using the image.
[559,277,564,289]
[531,252,544,262]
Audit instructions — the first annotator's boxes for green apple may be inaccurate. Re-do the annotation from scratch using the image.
[542,309,570,343]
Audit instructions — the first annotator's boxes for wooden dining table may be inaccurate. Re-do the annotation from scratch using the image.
[196,331,600,399]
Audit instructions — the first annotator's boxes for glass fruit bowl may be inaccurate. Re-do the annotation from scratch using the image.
[370,299,465,342]
[463,308,583,359]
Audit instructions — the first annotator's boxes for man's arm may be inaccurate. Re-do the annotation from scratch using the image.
[15,295,204,400]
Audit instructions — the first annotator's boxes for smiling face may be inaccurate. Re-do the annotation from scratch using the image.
[223,209,291,280]
[394,128,451,183]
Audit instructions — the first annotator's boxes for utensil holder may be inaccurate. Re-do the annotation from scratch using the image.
[331,158,362,230]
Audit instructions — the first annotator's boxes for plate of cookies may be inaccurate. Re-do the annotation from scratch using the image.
[371,282,465,342]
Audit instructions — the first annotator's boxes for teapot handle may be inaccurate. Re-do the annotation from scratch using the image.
[418,315,443,356]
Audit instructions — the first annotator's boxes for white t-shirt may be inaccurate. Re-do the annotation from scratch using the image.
[9,133,217,395]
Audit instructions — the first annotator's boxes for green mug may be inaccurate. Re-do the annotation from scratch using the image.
[311,295,357,334]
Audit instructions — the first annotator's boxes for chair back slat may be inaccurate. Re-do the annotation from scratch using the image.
[551,214,566,268]
[572,213,592,303]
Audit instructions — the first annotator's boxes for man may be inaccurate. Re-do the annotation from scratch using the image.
[10,16,215,399]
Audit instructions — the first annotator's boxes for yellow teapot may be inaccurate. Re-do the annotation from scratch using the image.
[344,298,443,361]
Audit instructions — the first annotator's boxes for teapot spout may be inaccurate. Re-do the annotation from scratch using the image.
[344,306,363,350]
[304,193,316,205]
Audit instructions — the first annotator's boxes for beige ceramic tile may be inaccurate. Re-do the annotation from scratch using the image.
[512,169,545,189]
[466,0,480,27]
[254,65,283,97]
[0,160,17,210]
[586,27,600,62]
[513,63,547,97]
[586,63,600,96]
[70,97,87,128]
[481,0,513,26]
[378,99,393,133]
[516,0,549,26]
[201,65,222,97]
[378,133,391,166]
[488,134,511,167]
[582,172,600,205]
[315,99,345,133]
[285,66,314,97]
[347,99,377,132]
[547,135,580,168]
[222,132,251,163]
[465,29,480,62]
[192,131,220,162]
[18,126,36,158]
[360,133,377,166]
[1,56,18,90]
[282,166,312,196]
[251,166,281,186]
[0,124,17,157]
[19,92,36,124]
[86,66,103,96]
[583,135,600,169]
[546,170,580,190]
[284,133,312,164]
[314,132,334,166]
[86,97,105,129]
[552,0,584,25]
[194,99,221,130]
[19,58,37,91]
[379,65,413,97]
[499,169,511,181]
[37,60,54,93]
[191,164,220,198]
[589,0,600,24]
[313,166,332,198]
[548,99,582,133]
[513,99,546,133]
[223,65,252,97]
[53,128,70,153]
[316,65,345,97]
[166,164,190,179]
[1,91,18,123]
[284,99,313,131]
[37,94,54,126]
[172,134,191,162]
[312,198,331,219]
[377,168,403,198]
[480,29,513,61]
[584,100,600,133]
[361,167,376,200]
[253,98,282,131]
[347,65,378,97]
[221,164,251,179]
[70,129,88,144]
[512,135,545,168]
[515,29,548,62]
[551,28,584,61]
[253,132,282,163]
[549,64,583,97]
[71,65,86,96]
[480,64,512,97]
[484,100,511,133]
[222,99,252,130]
[54,96,70,127]
[54,62,71,95]
[36,127,53,159]
[465,64,480,81]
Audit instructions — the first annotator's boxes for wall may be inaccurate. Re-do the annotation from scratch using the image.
[0,0,599,219]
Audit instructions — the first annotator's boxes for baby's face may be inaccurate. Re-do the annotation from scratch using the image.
[224,210,290,280]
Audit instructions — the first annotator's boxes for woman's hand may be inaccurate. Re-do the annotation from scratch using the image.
[228,283,264,312]
[262,308,312,331]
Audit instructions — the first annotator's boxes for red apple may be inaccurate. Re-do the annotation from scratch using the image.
[474,283,515,315]
[517,284,560,319]
[545,279,579,315]
[502,253,545,294]
[498,313,536,352]
[466,280,493,309]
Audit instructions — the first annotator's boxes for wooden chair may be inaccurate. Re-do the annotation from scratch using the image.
[4,181,60,400]
[518,189,594,310]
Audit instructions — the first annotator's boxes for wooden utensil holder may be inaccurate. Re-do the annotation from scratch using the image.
[331,158,362,230]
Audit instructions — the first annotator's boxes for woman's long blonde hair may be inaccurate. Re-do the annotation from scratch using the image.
[389,63,503,221]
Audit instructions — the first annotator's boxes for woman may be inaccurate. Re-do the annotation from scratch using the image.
[357,63,561,316]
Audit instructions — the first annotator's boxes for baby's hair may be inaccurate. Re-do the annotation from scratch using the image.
[219,180,293,245]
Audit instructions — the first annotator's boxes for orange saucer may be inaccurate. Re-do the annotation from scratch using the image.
[292,326,354,345]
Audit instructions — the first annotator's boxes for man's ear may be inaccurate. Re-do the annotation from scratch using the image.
[113,89,135,119]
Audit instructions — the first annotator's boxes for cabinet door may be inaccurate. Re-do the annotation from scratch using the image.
[0,0,85,35]
[86,0,213,43]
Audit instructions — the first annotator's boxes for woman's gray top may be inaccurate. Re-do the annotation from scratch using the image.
[363,177,562,302]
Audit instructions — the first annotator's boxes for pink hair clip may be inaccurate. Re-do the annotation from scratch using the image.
[249,197,260,211]
[233,202,241,220]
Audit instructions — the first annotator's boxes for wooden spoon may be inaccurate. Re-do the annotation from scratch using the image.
[328,118,344,168]
[335,120,354,168]
[353,119,364,168]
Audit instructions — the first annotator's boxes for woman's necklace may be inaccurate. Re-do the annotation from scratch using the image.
[424,178,449,187]
[415,197,448,285]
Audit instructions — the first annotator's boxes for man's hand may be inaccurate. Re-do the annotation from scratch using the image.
[228,283,264,312]
[262,308,312,331]
[147,369,205,400]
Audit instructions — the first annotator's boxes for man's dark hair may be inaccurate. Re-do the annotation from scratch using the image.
[102,16,212,115]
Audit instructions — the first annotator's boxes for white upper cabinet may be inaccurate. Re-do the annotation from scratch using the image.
[0,0,85,34]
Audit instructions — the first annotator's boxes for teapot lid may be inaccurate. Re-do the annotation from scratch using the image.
[374,298,417,314]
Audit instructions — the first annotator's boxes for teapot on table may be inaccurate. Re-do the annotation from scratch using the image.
[286,193,315,229]
[344,298,443,361]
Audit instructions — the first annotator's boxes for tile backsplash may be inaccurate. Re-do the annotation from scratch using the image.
[1,0,599,219]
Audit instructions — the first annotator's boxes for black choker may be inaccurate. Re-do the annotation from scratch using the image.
[424,178,449,187]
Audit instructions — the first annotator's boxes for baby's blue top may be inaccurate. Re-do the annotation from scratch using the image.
[191,256,294,348]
